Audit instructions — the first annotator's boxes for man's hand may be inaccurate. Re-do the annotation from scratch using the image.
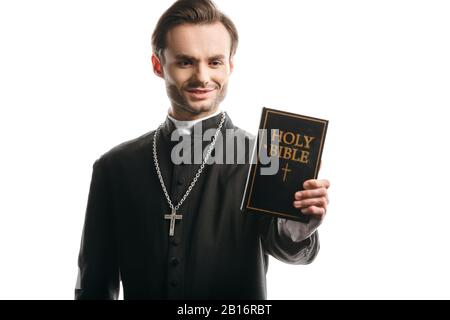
[293,179,330,220]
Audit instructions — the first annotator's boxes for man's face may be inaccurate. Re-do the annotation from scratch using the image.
[152,22,234,120]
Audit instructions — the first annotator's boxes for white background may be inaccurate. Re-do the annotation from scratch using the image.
[0,0,449,299]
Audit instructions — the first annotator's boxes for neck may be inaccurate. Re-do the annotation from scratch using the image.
[168,106,220,121]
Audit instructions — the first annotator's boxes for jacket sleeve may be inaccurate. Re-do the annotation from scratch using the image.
[259,217,320,265]
[75,157,120,300]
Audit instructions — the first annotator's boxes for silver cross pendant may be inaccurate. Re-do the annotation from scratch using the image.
[164,209,183,237]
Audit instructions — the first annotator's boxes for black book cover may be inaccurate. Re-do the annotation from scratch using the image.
[241,107,328,223]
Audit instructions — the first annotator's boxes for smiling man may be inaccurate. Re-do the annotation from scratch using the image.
[75,0,330,300]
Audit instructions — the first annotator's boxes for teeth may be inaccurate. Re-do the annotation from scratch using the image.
[187,89,213,94]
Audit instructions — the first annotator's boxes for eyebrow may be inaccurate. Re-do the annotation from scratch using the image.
[174,54,226,61]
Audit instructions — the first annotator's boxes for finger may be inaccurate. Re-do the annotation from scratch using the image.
[303,179,330,190]
[300,205,326,218]
[295,187,327,200]
[293,197,327,210]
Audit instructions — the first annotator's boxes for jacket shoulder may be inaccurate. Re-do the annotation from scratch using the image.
[95,130,155,166]
[231,126,256,142]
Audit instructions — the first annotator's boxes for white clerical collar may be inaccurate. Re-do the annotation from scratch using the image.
[167,109,222,135]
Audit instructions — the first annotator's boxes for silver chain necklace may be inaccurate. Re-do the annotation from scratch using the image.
[152,111,226,236]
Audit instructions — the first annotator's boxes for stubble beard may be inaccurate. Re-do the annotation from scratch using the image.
[166,82,228,117]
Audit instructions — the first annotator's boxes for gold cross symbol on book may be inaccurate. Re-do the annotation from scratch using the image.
[164,209,182,236]
[281,163,292,182]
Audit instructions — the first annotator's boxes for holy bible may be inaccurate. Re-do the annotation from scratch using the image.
[241,107,328,223]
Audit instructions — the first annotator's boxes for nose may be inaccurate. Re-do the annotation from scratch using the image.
[192,63,210,85]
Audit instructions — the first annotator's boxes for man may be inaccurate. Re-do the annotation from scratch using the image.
[75,0,330,300]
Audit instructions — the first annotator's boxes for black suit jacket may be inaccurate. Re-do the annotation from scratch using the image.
[75,113,319,299]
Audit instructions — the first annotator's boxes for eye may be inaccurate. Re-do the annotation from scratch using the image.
[177,60,192,67]
[210,60,223,67]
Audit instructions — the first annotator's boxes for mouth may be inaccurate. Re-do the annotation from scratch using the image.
[185,88,216,100]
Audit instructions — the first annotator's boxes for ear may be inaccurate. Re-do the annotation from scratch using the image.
[151,54,164,78]
[229,57,234,74]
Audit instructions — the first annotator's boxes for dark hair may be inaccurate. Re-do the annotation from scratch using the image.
[152,0,238,60]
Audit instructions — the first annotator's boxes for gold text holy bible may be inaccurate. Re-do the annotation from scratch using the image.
[241,107,328,222]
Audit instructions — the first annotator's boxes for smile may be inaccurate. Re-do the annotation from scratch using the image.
[185,88,215,100]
